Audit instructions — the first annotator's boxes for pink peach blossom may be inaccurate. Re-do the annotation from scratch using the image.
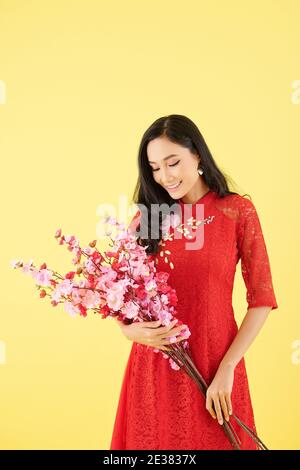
[122,301,140,320]
[35,269,53,287]
[81,290,101,309]
[64,301,80,318]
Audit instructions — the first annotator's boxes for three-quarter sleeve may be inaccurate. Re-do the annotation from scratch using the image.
[236,197,278,311]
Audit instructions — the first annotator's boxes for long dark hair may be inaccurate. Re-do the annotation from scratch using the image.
[132,114,250,255]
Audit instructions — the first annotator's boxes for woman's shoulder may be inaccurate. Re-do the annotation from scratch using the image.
[214,192,256,221]
[217,191,255,206]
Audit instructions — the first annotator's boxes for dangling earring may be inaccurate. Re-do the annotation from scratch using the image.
[198,167,204,175]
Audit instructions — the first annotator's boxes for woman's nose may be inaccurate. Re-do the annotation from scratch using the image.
[159,168,171,185]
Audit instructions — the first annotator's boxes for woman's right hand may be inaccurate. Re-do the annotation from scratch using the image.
[113,317,187,351]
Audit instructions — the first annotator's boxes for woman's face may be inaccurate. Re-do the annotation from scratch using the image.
[147,135,200,199]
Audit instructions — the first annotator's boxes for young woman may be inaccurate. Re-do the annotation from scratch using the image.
[110,114,278,450]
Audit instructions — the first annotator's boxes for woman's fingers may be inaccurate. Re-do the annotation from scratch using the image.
[225,393,233,416]
[206,392,225,424]
[141,319,164,328]
[212,395,224,425]
[219,392,230,422]
[142,319,177,329]
[156,332,186,345]
[205,395,217,420]
[141,319,187,349]
[157,325,186,339]
[161,334,186,346]
[155,320,178,333]
[148,332,186,348]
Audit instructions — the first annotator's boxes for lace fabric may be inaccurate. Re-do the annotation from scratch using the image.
[235,197,278,309]
[110,193,278,450]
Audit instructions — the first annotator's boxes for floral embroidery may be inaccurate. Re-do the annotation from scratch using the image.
[156,214,216,269]
[176,215,215,238]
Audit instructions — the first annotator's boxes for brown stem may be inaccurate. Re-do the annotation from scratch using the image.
[169,343,269,450]
[166,345,241,450]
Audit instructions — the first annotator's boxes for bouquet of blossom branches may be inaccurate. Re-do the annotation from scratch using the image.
[10,215,267,450]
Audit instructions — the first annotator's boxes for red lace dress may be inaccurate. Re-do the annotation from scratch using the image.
[109,190,278,450]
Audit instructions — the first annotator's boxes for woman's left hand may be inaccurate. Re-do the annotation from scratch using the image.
[205,362,235,425]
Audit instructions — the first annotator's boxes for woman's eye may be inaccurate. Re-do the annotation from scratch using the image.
[152,161,179,172]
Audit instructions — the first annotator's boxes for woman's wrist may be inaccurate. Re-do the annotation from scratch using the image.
[219,357,238,370]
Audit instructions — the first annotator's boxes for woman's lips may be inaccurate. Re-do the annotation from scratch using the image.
[165,181,182,192]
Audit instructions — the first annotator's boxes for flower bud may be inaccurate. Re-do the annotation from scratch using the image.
[65,271,75,280]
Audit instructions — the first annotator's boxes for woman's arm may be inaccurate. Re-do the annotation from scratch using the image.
[206,306,272,424]
[220,305,272,369]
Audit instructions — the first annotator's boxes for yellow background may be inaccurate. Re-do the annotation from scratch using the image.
[1,0,299,450]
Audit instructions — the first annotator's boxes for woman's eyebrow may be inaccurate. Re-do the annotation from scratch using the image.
[148,154,179,164]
